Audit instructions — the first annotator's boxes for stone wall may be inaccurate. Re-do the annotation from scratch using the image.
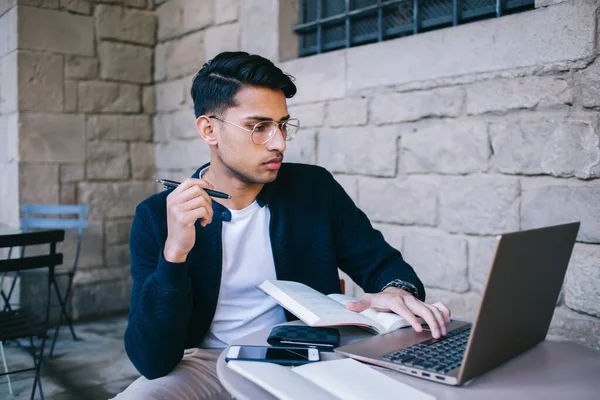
[154,0,600,350]
[3,0,157,319]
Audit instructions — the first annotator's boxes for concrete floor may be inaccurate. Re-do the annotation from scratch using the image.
[0,315,139,399]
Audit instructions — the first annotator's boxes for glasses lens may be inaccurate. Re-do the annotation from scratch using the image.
[252,121,278,144]
[283,119,300,141]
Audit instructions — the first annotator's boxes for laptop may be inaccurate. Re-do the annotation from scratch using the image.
[334,222,580,386]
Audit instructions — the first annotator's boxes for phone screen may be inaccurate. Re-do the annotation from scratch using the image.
[237,346,311,361]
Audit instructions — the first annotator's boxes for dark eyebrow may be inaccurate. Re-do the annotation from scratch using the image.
[244,115,290,123]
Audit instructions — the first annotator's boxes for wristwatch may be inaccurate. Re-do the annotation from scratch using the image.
[381,279,419,298]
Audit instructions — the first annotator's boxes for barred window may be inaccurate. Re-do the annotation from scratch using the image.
[295,0,535,57]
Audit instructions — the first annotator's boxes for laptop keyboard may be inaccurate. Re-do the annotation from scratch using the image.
[380,324,472,374]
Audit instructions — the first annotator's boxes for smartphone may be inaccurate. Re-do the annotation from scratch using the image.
[225,345,320,366]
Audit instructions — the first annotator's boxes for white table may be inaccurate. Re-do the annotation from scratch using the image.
[217,323,600,400]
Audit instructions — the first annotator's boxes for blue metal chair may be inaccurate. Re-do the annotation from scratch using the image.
[17,204,89,357]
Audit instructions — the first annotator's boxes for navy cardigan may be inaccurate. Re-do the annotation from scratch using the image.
[125,163,425,379]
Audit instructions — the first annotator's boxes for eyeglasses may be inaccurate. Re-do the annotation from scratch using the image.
[208,115,300,145]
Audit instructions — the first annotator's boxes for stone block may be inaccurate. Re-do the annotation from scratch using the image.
[155,78,186,112]
[318,126,397,176]
[0,114,18,164]
[401,120,490,174]
[326,98,368,127]
[425,288,482,322]
[19,162,60,204]
[157,0,213,41]
[65,55,98,80]
[154,139,210,170]
[18,50,64,112]
[468,236,499,292]
[78,181,156,218]
[549,307,600,351]
[60,0,92,15]
[155,30,204,81]
[19,6,94,56]
[521,180,600,243]
[98,42,152,84]
[18,0,59,9]
[130,142,155,179]
[288,103,325,128]
[106,243,130,267]
[65,221,104,269]
[72,277,132,319]
[403,231,469,292]
[86,141,130,180]
[64,80,78,112]
[346,2,597,91]
[204,23,240,58]
[281,51,346,105]
[153,108,196,141]
[332,174,357,203]
[372,223,407,254]
[283,128,316,165]
[580,59,600,108]
[565,243,600,317]
[181,0,213,34]
[0,52,18,114]
[371,87,464,125]
[490,114,600,179]
[466,76,572,115]
[440,176,520,235]
[358,177,438,226]
[215,0,239,24]
[87,115,151,142]
[60,163,84,183]
[105,218,133,245]
[78,81,140,113]
[240,0,278,60]
[0,7,17,59]
[60,182,76,204]
[20,113,86,163]
[0,1,16,18]
[142,85,155,114]
[95,5,156,46]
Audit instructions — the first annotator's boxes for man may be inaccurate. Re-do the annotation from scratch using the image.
[116,52,450,399]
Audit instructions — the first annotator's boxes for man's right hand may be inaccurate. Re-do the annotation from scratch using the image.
[163,178,214,263]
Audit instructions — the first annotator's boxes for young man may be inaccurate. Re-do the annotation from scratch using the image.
[116,52,450,399]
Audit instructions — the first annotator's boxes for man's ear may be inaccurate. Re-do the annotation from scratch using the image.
[196,116,218,145]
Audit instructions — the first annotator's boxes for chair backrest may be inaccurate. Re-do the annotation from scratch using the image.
[21,204,89,273]
[0,230,65,274]
[21,204,89,234]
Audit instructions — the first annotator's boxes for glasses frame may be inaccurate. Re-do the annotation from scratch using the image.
[208,115,300,145]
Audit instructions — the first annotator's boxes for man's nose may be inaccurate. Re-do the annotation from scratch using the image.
[266,126,286,153]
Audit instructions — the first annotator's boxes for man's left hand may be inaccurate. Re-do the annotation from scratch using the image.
[346,287,451,339]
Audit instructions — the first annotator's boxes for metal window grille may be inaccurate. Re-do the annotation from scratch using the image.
[295,0,535,57]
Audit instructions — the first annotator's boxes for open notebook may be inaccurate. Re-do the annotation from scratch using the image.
[228,358,435,400]
[258,280,419,335]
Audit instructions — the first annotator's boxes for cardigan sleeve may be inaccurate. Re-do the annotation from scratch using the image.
[124,204,194,379]
[327,172,426,300]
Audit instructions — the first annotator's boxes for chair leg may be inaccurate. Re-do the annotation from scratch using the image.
[0,341,14,396]
[52,278,78,339]
[31,336,47,400]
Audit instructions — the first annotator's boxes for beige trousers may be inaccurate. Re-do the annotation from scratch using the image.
[113,348,234,400]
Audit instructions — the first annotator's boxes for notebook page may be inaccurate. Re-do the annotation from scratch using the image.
[293,358,436,400]
[227,360,337,400]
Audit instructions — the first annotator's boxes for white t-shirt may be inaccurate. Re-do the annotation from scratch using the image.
[200,200,286,348]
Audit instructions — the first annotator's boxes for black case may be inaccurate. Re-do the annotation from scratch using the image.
[267,325,340,350]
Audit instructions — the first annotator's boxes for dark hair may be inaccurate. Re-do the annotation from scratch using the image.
[190,51,297,118]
